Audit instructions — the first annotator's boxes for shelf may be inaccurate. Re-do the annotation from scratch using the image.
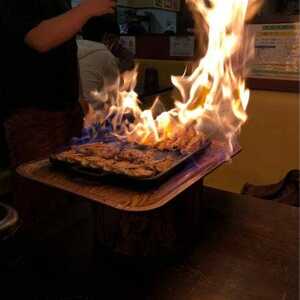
[117,0,180,12]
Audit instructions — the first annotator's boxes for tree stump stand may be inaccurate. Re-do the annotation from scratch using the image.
[94,180,203,256]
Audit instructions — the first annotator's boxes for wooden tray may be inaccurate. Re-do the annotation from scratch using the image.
[17,142,240,212]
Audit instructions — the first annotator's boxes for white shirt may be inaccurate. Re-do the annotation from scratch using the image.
[77,40,119,119]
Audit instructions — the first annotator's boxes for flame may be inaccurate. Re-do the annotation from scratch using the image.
[85,0,262,156]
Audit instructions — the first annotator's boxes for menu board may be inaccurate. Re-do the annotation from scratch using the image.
[248,23,300,81]
[170,36,195,57]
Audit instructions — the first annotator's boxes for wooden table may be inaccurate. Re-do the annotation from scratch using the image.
[91,187,299,300]
[4,186,298,299]
[16,145,299,299]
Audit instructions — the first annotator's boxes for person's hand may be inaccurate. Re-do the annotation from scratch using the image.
[81,0,116,18]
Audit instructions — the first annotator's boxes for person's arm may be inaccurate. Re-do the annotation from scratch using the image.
[25,0,116,53]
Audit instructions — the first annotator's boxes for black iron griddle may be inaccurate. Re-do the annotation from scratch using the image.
[50,136,211,186]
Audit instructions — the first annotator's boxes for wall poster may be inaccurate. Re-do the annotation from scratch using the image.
[248,22,300,82]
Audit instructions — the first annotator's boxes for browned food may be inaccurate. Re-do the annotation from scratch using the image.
[181,136,203,155]
[55,150,88,166]
[84,156,115,170]
[53,146,159,178]
[52,139,201,179]
[83,157,153,178]
[155,126,204,154]
[111,161,156,178]
[118,148,158,163]
[75,142,120,159]
[118,148,146,162]
[118,148,177,172]
[152,158,176,173]
[111,160,143,170]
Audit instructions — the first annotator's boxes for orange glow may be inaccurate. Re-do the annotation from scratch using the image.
[85,0,262,156]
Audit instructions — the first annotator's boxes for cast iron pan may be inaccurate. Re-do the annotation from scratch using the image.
[50,139,211,187]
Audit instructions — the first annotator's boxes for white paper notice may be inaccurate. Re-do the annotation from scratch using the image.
[248,23,300,81]
[170,36,195,57]
[119,36,136,55]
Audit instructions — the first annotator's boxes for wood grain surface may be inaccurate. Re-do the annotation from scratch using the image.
[17,142,237,212]
[89,188,299,300]
[141,187,299,300]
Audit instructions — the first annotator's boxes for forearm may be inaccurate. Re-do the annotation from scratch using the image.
[25,5,90,53]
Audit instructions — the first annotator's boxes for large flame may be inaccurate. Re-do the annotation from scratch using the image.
[86,0,261,157]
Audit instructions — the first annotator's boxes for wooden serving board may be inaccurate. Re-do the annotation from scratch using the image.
[17,142,240,212]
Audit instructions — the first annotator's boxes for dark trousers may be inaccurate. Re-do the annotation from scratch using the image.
[0,121,9,169]
[3,105,95,273]
[3,104,83,229]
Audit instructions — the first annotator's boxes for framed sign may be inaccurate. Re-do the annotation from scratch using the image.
[170,36,195,57]
[247,17,299,92]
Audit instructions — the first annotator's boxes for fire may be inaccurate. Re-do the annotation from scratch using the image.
[86,0,262,157]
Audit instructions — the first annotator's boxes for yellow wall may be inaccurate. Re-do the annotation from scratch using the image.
[137,59,299,193]
[205,90,299,192]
